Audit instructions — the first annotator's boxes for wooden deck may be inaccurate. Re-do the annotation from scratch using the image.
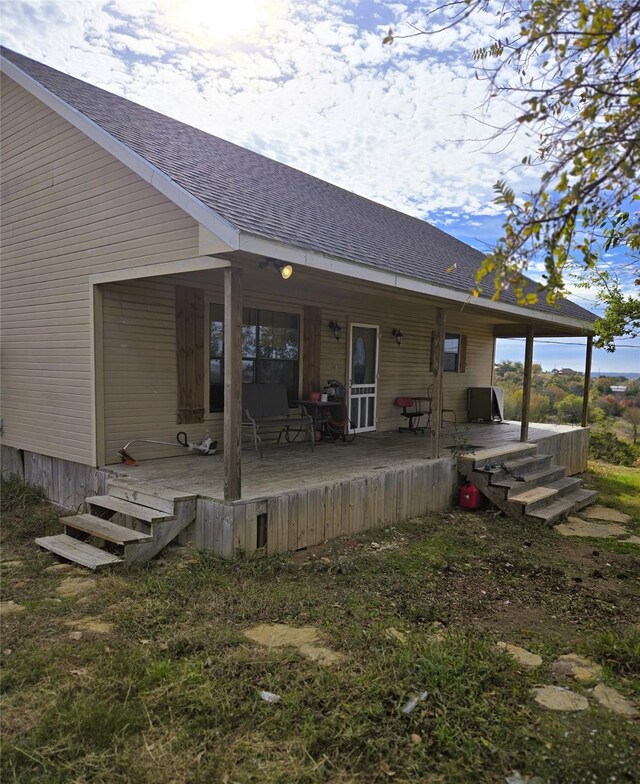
[103,421,588,501]
[99,421,590,559]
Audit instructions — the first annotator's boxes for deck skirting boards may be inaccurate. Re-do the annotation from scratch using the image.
[1,446,116,511]
[191,459,457,557]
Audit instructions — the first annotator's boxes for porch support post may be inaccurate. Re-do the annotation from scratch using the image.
[431,307,445,459]
[582,335,593,427]
[224,266,243,501]
[520,325,534,442]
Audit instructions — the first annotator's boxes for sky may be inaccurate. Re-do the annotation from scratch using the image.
[1,0,638,374]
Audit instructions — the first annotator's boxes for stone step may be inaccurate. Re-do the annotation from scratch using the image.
[469,443,538,470]
[86,495,174,524]
[108,480,195,515]
[62,514,152,545]
[526,489,599,525]
[36,534,122,570]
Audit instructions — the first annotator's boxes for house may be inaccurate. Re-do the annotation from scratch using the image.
[0,48,598,566]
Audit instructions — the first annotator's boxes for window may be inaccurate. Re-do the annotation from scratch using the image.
[443,333,460,372]
[209,304,300,412]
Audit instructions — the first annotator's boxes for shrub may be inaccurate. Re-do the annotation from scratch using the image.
[589,431,639,467]
[0,474,59,543]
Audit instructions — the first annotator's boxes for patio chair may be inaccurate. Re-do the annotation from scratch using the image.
[394,397,426,434]
[425,384,457,430]
[242,383,314,458]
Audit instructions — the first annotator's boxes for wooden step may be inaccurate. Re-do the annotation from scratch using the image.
[469,443,538,468]
[86,495,174,523]
[493,466,566,494]
[108,480,195,515]
[36,534,122,570]
[480,454,553,479]
[62,514,152,545]
[526,489,599,525]
[509,485,558,506]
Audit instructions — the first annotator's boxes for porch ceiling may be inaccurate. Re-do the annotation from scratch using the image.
[104,421,582,502]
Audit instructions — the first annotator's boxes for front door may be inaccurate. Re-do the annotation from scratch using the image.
[347,324,379,433]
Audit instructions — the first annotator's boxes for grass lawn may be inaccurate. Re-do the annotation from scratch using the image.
[1,463,639,784]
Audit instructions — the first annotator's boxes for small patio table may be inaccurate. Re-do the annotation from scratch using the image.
[296,400,346,442]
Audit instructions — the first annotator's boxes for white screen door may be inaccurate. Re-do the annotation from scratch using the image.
[347,324,379,433]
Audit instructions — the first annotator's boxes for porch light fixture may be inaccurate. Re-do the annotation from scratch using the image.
[259,257,293,280]
[392,328,404,346]
[328,320,342,341]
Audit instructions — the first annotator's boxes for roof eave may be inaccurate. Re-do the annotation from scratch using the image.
[238,231,597,336]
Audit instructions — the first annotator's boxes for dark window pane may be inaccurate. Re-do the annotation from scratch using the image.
[242,360,255,384]
[242,308,257,358]
[258,310,299,360]
[257,360,299,403]
[444,333,460,373]
[443,353,458,372]
[210,304,224,358]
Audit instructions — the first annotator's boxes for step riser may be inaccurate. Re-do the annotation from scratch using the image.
[470,446,538,471]
[489,456,553,482]
[493,467,567,498]
[527,490,599,525]
[107,485,176,515]
[521,479,583,513]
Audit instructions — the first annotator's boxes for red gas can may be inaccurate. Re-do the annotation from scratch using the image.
[459,482,482,510]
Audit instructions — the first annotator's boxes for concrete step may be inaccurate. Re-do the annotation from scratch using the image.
[62,514,152,545]
[526,489,599,525]
[108,480,195,515]
[86,495,174,524]
[36,534,122,570]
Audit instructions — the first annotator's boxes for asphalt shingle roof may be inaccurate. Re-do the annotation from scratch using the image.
[2,47,596,324]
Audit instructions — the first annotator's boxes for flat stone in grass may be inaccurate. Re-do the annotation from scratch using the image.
[551,653,603,682]
[64,616,113,634]
[533,685,589,711]
[624,535,640,545]
[44,563,74,573]
[0,601,25,616]
[579,505,631,524]
[497,642,542,669]
[592,684,639,717]
[244,623,345,666]
[56,577,96,597]
[555,518,628,539]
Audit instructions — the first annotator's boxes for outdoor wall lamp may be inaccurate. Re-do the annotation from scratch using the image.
[259,257,293,280]
[329,320,342,341]
[392,328,404,345]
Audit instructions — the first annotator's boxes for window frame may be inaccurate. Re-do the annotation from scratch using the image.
[204,298,304,418]
[443,332,461,373]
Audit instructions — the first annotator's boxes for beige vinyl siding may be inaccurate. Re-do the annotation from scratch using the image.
[102,266,495,461]
[0,75,199,464]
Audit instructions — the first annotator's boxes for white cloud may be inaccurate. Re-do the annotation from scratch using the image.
[0,0,541,223]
